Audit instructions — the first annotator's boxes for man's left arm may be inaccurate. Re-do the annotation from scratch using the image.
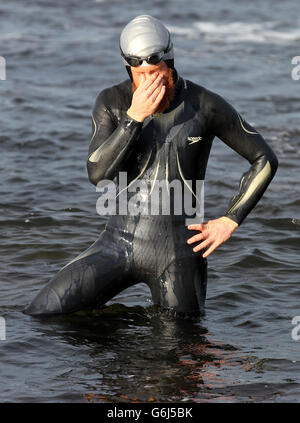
[187,90,278,257]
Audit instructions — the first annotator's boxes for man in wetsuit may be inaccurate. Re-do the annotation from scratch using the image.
[24,15,278,317]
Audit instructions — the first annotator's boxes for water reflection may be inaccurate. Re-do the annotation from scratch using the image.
[32,304,247,402]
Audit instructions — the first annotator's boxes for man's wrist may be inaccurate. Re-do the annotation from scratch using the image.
[220,216,239,229]
[126,108,145,123]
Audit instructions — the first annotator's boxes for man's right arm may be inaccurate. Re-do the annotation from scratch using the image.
[87,73,166,186]
[87,88,143,186]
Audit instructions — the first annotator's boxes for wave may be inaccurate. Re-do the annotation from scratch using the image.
[168,21,300,44]
[0,32,42,41]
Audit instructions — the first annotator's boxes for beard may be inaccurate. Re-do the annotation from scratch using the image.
[132,67,175,114]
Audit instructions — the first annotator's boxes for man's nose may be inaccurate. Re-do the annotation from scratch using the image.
[140,69,156,76]
[142,70,156,77]
[140,69,160,79]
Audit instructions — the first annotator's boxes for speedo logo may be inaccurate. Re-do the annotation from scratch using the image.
[187,136,202,144]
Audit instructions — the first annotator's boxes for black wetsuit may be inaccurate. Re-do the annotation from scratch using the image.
[24,69,278,316]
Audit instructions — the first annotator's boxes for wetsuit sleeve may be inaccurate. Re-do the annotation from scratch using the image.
[207,91,278,225]
[87,88,143,185]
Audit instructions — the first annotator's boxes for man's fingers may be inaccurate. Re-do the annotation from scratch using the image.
[192,238,211,253]
[142,72,160,90]
[187,233,205,245]
[187,217,237,258]
[153,85,166,107]
[148,80,164,101]
[188,224,205,231]
[202,243,218,258]
[147,75,164,97]
[149,85,161,102]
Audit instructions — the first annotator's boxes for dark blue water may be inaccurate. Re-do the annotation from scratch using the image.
[0,0,299,402]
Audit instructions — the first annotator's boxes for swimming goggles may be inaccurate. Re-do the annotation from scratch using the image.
[120,35,172,67]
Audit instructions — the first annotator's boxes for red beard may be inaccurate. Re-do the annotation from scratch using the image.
[132,67,175,114]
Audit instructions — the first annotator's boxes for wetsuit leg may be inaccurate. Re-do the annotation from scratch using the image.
[128,216,207,316]
[149,255,207,316]
[24,227,132,315]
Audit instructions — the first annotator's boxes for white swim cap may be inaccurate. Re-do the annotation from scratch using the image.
[120,15,174,68]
